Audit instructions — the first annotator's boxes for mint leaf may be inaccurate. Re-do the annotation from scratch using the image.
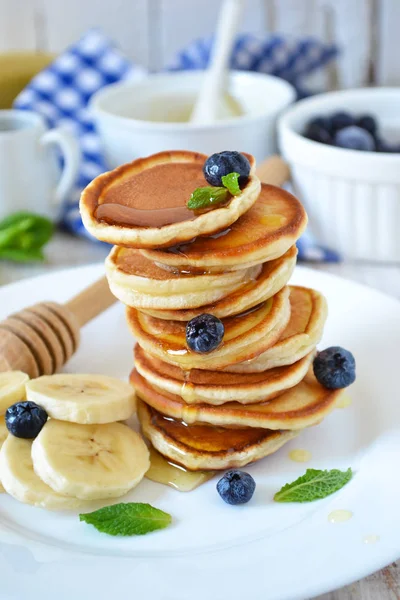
[187,186,229,210]
[221,172,241,195]
[274,468,352,503]
[0,217,35,249]
[79,502,172,536]
[0,212,53,263]
[187,170,243,210]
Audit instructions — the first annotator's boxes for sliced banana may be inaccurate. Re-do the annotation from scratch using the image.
[0,371,29,415]
[0,417,8,446]
[26,374,136,424]
[32,420,150,500]
[0,417,8,493]
[0,435,85,509]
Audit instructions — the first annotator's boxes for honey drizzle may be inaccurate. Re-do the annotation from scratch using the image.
[259,214,287,227]
[140,297,270,358]
[363,535,380,544]
[95,161,213,228]
[328,510,353,523]
[96,203,196,228]
[181,369,197,403]
[165,226,233,256]
[336,394,352,409]
[289,449,312,463]
[145,447,215,492]
[96,199,235,230]
[162,208,288,258]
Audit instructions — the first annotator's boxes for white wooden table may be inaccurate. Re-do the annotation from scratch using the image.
[0,231,399,600]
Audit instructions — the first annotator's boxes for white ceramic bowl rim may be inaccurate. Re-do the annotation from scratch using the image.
[90,70,296,132]
[278,87,400,262]
[279,87,400,172]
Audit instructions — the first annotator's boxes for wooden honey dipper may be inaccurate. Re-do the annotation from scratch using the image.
[0,155,290,378]
[0,276,116,378]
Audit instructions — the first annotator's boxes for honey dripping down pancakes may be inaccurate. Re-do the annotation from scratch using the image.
[80,149,343,474]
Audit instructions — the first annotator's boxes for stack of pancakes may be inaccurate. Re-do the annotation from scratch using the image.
[80,150,342,471]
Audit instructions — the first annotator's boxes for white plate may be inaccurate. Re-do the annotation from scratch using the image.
[0,265,398,600]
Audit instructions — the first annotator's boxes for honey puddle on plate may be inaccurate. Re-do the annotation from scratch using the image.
[289,449,312,463]
[328,510,353,524]
[363,535,380,544]
[145,447,215,492]
[336,394,352,409]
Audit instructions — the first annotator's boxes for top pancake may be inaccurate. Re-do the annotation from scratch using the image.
[80,150,261,249]
[141,184,307,271]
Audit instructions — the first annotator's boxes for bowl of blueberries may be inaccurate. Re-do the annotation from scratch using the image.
[278,88,400,262]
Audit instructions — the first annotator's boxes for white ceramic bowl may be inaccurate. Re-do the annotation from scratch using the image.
[278,88,400,262]
[90,71,295,166]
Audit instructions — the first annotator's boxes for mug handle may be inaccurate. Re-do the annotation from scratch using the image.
[40,127,81,205]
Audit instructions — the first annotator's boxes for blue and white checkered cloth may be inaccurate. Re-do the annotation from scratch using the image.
[168,33,337,99]
[14,29,339,262]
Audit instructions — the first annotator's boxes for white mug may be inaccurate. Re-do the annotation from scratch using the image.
[0,110,80,221]
[90,71,295,167]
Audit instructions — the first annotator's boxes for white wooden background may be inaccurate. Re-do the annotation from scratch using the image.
[1,0,400,89]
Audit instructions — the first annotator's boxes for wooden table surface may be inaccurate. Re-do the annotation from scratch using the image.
[0,232,399,600]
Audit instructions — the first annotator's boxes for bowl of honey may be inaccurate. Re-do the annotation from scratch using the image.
[90,70,295,167]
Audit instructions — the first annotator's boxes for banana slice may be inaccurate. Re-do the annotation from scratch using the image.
[26,374,136,424]
[0,417,8,446]
[0,417,8,493]
[32,420,150,500]
[0,371,29,415]
[0,435,85,509]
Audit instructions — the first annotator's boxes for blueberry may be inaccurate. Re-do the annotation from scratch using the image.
[375,137,387,152]
[313,346,356,389]
[5,401,48,439]
[186,313,224,353]
[307,116,333,134]
[334,126,376,151]
[331,111,355,132]
[376,138,400,153]
[217,470,256,505]
[304,123,332,144]
[387,144,400,153]
[357,115,377,137]
[203,151,250,187]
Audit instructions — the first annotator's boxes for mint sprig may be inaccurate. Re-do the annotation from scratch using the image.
[79,502,172,536]
[0,212,54,263]
[187,186,229,210]
[274,468,352,503]
[187,171,242,210]
[221,172,241,196]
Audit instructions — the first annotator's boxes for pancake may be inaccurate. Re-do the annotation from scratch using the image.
[140,246,298,320]
[133,345,315,405]
[132,369,342,430]
[138,400,298,471]
[141,184,307,271]
[126,286,290,370]
[80,150,261,249]
[106,246,262,310]
[225,286,327,373]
